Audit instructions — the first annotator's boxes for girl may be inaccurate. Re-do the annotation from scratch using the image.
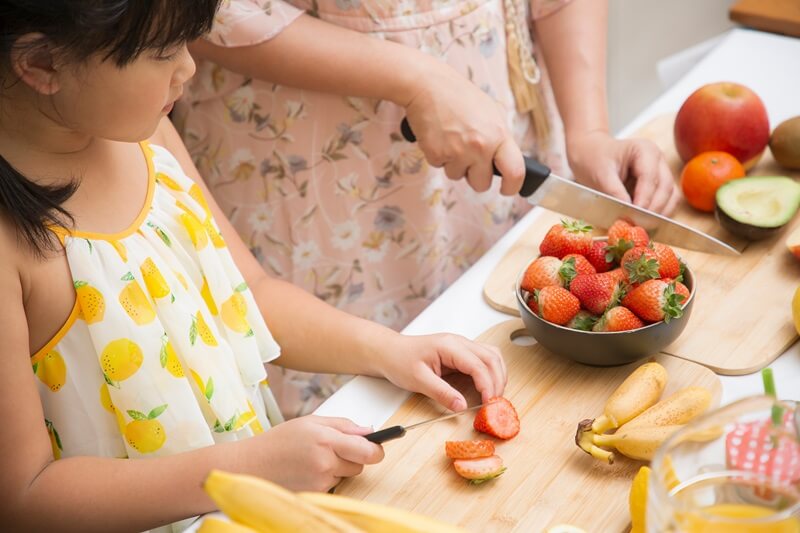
[0,2,506,531]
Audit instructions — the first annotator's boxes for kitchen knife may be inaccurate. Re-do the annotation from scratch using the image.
[364,404,484,444]
[400,118,739,256]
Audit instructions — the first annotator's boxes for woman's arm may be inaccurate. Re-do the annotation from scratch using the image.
[189,13,525,195]
[534,0,680,214]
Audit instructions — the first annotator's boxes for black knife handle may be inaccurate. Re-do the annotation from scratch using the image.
[364,425,406,444]
[399,117,550,198]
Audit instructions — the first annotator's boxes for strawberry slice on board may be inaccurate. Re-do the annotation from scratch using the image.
[445,440,496,460]
[474,397,520,440]
[453,455,507,484]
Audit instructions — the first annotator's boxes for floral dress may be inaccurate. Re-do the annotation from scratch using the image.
[174,0,570,417]
[33,143,283,530]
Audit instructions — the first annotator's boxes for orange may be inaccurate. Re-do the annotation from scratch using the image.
[680,151,745,212]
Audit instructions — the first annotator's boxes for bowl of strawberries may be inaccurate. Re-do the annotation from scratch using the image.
[515,218,695,366]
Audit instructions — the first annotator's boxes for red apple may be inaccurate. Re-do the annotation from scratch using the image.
[674,82,770,170]
[787,225,800,261]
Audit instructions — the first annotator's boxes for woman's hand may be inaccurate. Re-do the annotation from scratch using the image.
[250,416,384,492]
[374,333,507,412]
[403,65,525,196]
[566,130,681,215]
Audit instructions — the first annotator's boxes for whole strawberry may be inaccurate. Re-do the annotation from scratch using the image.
[592,306,645,332]
[529,286,580,325]
[567,310,599,331]
[569,271,626,315]
[562,254,596,277]
[585,240,613,273]
[539,219,593,259]
[622,279,686,323]
[607,219,649,261]
[663,278,691,301]
[520,256,564,292]
[651,242,681,279]
[621,247,661,285]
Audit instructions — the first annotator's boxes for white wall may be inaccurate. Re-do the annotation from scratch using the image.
[607,0,738,132]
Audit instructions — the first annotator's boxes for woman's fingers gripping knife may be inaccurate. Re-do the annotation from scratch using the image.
[316,417,385,466]
[493,135,526,196]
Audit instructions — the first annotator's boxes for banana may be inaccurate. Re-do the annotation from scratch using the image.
[298,492,466,533]
[592,425,682,463]
[203,470,363,532]
[620,386,712,431]
[592,362,668,434]
[197,516,260,533]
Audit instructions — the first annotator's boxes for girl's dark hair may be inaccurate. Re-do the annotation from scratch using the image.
[0,0,220,257]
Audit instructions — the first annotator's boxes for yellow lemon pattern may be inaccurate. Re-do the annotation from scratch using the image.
[205,219,226,248]
[191,311,218,347]
[125,404,167,454]
[188,183,212,219]
[201,277,218,316]
[34,350,67,392]
[159,334,184,378]
[180,212,208,251]
[141,258,170,300]
[119,272,156,325]
[100,383,114,413]
[74,280,105,324]
[109,240,128,262]
[221,283,253,336]
[45,419,62,460]
[101,338,143,383]
[156,172,183,191]
[174,271,189,291]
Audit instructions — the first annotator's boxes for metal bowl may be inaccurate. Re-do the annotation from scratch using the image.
[515,255,695,367]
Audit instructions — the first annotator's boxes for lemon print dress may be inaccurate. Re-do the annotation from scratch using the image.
[32,143,284,474]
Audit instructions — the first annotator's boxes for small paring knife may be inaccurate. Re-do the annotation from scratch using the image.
[364,404,484,444]
[399,118,739,257]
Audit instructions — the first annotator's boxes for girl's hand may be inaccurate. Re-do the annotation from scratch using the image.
[250,416,384,492]
[403,65,525,196]
[375,333,508,412]
[566,131,681,215]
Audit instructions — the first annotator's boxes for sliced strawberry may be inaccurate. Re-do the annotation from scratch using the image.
[539,219,593,259]
[651,242,681,279]
[585,240,613,272]
[521,256,564,292]
[453,455,506,484]
[569,271,626,316]
[567,310,598,331]
[474,397,520,440]
[592,306,644,332]
[529,286,580,326]
[445,440,496,460]
[622,279,686,323]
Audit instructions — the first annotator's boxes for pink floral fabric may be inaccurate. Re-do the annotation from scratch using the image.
[174,0,570,418]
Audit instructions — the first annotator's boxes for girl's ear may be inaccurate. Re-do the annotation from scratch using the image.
[9,33,61,95]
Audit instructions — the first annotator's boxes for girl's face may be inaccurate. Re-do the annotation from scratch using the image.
[49,44,196,142]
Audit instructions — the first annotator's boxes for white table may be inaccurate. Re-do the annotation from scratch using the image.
[315,28,800,429]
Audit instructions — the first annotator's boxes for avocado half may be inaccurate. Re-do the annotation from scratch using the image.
[715,176,800,240]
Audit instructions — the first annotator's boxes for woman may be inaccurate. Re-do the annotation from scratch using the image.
[174,0,679,417]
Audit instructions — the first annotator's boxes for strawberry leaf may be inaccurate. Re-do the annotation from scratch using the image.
[467,467,506,485]
[662,283,685,323]
[558,257,578,287]
[625,254,660,284]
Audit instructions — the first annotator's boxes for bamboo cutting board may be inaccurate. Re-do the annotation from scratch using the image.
[483,113,800,375]
[730,0,800,38]
[336,319,721,532]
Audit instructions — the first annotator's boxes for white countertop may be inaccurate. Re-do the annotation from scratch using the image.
[315,28,800,428]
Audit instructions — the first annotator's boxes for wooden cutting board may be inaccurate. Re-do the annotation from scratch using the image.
[336,319,722,532]
[730,0,800,38]
[483,113,800,375]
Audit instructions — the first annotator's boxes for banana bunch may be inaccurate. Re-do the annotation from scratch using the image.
[200,470,466,533]
[575,362,712,464]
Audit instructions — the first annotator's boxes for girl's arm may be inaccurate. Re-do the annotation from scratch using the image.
[533,0,680,214]
[189,13,525,195]
[157,118,508,412]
